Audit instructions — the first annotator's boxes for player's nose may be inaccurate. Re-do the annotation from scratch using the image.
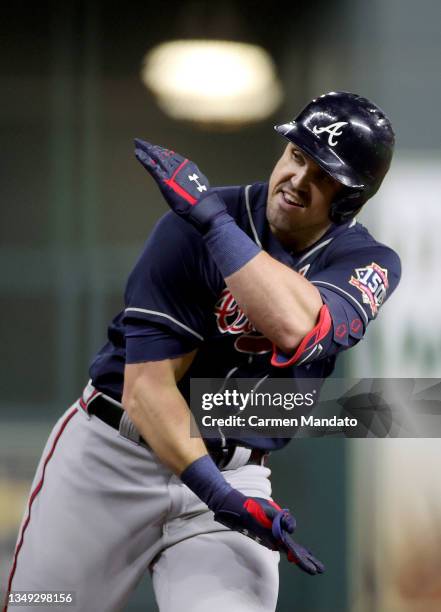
[289,166,309,192]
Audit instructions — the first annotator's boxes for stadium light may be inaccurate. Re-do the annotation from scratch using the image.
[141,40,283,126]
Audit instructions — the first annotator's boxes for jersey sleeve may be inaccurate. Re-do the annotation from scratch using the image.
[271,244,401,367]
[123,212,215,363]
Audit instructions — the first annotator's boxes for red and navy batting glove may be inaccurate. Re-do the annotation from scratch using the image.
[214,490,325,576]
[134,139,228,232]
[180,456,324,576]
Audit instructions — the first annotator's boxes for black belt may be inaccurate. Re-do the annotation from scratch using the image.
[88,395,133,436]
[88,395,268,469]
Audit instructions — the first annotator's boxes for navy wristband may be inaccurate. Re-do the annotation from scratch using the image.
[180,455,233,512]
[203,215,261,277]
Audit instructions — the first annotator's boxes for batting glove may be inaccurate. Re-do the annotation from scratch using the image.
[134,139,227,232]
[181,455,324,576]
[214,489,325,576]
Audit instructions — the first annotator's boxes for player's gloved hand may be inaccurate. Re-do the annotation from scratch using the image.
[134,139,228,233]
[135,139,261,277]
[214,489,325,576]
[180,455,324,576]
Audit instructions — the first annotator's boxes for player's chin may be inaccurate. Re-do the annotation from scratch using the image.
[266,201,281,228]
[267,209,296,236]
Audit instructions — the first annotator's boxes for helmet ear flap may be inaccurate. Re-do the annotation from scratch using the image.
[330,189,365,224]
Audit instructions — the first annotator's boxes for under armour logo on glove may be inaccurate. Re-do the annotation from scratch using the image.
[188,173,208,193]
[312,121,348,146]
[135,139,228,232]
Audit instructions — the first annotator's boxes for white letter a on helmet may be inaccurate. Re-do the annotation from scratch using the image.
[312,121,348,146]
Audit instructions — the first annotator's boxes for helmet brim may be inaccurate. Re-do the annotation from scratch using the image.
[274,122,365,191]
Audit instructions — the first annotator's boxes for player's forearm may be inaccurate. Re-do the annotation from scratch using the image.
[122,371,207,475]
[225,251,322,353]
[200,210,322,352]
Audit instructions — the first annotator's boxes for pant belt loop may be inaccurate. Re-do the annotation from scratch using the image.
[223,447,251,471]
[83,380,99,404]
[78,381,101,419]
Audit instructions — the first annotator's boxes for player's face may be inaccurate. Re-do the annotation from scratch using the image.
[267,143,342,248]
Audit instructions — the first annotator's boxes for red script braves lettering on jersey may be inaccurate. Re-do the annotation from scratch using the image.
[214,288,272,355]
[214,288,254,334]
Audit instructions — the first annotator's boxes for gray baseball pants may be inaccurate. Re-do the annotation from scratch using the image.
[5,390,279,611]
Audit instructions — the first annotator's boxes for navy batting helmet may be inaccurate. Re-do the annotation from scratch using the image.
[274,91,395,224]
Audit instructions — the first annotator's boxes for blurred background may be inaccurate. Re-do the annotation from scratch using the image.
[1,1,441,610]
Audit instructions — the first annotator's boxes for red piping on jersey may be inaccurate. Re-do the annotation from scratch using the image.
[271,304,332,368]
[3,407,78,612]
[164,159,197,205]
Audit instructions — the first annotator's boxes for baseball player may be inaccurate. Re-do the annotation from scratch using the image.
[5,92,400,612]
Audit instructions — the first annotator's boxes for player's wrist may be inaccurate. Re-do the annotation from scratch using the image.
[180,454,235,512]
[187,192,231,234]
[203,219,261,278]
